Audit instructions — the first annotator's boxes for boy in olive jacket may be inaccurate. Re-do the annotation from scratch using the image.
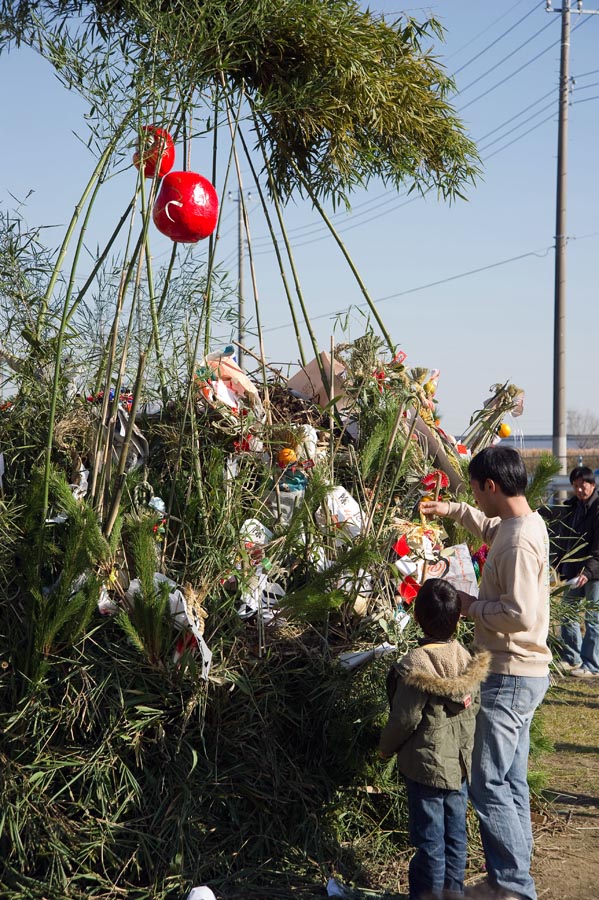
[379,579,489,900]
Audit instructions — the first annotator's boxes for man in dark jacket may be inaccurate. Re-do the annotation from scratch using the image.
[545,465,599,677]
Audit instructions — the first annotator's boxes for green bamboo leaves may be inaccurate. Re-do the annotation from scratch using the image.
[2,0,479,209]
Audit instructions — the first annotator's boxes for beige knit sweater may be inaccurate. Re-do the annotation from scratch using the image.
[447,502,552,677]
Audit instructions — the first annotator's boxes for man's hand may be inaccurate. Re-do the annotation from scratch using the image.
[420,500,450,518]
[457,590,476,618]
[575,573,589,588]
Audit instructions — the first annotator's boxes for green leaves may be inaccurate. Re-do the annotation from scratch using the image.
[2,0,479,208]
[116,514,173,668]
[15,467,113,683]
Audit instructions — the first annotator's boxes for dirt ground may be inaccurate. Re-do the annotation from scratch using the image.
[407,675,599,900]
[529,676,599,900]
[462,674,599,900]
[241,676,599,900]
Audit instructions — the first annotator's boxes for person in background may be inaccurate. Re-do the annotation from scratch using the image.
[542,465,599,678]
[379,578,489,900]
[421,446,552,900]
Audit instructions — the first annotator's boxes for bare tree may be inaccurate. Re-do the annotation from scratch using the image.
[567,408,599,449]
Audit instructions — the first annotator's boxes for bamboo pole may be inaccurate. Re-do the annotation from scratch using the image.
[160,86,241,566]
[39,125,131,539]
[294,168,395,354]
[36,114,133,340]
[240,110,307,367]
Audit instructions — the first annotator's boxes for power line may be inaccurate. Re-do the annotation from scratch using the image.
[247,39,584,250]
[479,99,557,153]
[247,12,556,248]
[483,110,557,160]
[452,3,542,76]
[246,76,591,257]
[244,15,560,250]
[252,75,594,254]
[263,246,556,334]
[459,14,592,113]
[475,86,556,142]
[458,16,556,93]
[444,0,528,62]
[572,67,599,77]
[230,11,596,257]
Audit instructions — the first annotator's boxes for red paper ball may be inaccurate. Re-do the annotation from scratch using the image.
[152,171,219,243]
[133,125,175,179]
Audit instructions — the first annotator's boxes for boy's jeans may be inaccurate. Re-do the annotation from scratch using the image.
[560,580,599,672]
[469,673,549,900]
[405,776,468,899]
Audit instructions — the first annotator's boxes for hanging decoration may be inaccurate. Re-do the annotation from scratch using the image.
[153,171,219,242]
[133,125,175,179]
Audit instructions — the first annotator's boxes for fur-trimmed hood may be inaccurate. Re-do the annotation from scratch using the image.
[380,640,488,789]
[396,643,490,706]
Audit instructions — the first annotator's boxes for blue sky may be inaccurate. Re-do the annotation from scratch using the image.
[1,1,598,437]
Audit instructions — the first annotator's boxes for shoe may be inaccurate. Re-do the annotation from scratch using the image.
[464,882,499,898]
[559,660,582,671]
[464,886,523,900]
[570,667,598,678]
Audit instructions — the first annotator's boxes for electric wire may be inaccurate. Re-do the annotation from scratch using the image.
[572,67,599,78]
[444,0,529,62]
[223,11,597,258]
[479,99,557,153]
[457,16,555,93]
[484,110,558,160]
[247,83,561,252]
[459,14,592,113]
[475,86,556,143]
[452,3,542,76]
[241,9,562,249]
[262,247,556,334]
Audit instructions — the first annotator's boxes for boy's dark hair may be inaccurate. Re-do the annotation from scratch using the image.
[468,445,527,497]
[414,578,460,641]
[569,465,596,485]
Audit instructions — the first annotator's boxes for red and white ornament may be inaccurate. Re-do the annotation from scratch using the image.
[133,125,175,179]
[153,170,219,243]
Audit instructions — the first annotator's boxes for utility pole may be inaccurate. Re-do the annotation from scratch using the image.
[237,188,245,370]
[547,0,599,472]
[228,188,252,370]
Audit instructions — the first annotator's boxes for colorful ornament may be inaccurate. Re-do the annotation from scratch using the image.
[398,575,421,604]
[421,470,450,493]
[472,543,489,574]
[392,534,411,558]
[153,171,219,243]
[277,447,297,467]
[497,422,512,439]
[133,125,175,179]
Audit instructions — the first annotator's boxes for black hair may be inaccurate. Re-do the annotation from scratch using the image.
[569,465,596,486]
[414,578,460,641]
[468,445,527,497]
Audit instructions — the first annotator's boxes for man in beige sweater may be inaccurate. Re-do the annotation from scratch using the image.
[421,446,552,900]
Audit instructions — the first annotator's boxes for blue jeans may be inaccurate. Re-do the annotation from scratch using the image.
[405,776,468,900]
[469,673,549,900]
[560,580,599,672]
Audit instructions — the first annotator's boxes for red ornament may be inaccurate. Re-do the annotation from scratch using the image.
[398,575,420,604]
[133,125,175,179]
[153,171,219,243]
[421,470,450,493]
[392,534,411,558]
